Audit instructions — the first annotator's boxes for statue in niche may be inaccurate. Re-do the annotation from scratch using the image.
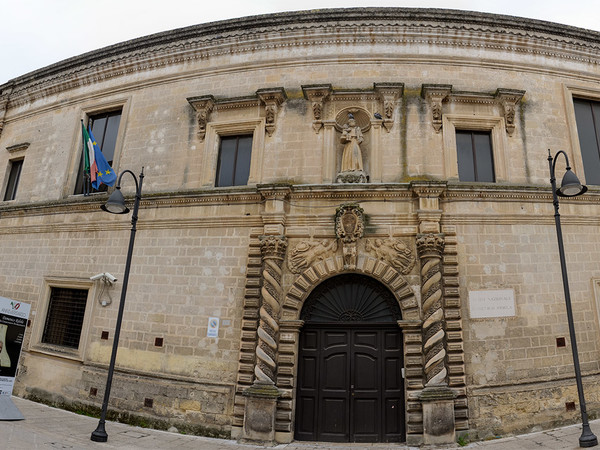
[337,113,368,183]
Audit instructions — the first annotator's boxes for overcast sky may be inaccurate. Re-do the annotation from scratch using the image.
[2,0,600,85]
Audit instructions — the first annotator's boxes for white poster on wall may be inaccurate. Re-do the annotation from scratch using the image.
[469,289,516,319]
[0,297,31,396]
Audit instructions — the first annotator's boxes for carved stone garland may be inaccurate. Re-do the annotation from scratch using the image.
[417,233,447,386]
[254,235,287,384]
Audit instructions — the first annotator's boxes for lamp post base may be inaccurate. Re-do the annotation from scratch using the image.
[579,425,598,448]
[91,423,108,442]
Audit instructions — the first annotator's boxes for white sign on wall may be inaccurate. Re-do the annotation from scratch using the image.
[0,297,31,396]
[207,317,220,338]
[469,289,516,319]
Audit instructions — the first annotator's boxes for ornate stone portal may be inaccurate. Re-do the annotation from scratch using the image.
[239,187,465,445]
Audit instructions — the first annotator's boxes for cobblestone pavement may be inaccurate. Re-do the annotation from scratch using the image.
[1,396,599,449]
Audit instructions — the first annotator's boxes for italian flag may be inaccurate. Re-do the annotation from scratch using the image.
[81,121,97,184]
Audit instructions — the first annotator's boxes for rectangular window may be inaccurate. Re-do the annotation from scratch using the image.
[215,135,253,187]
[42,287,88,349]
[3,159,23,201]
[456,130,495,182]
[74,110,122,194]
[573,98,600,185]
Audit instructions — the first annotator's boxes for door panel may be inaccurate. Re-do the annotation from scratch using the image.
[295,326,405,442]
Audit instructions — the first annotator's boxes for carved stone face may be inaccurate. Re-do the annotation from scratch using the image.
[348,118,356,127]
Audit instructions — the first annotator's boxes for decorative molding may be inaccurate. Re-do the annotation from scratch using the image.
[302,84,333,133]
[287,239,338,274]
[186,95,215,141]
[374,83,404,132]
[422,84,525,135]
[365,238,415,275]
[335,203,365,269]
[6,142,30,153]
[257,88,287,137]
[496,88,526,136]
[421,85,452,133]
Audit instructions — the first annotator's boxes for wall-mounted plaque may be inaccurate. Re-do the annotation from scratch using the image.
[469,289,515,318]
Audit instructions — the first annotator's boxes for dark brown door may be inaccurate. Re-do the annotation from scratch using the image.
[295,324,405,442]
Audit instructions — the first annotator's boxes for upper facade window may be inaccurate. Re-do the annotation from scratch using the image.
[3,158,23,201]
[216,135,253,187]
[573,98,600,185]
[74,110,122,194]
[456,130,495,182]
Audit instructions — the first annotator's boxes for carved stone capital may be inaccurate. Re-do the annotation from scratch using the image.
[260,235,288,261]
[416,233,445,259]
[496,88,525,136]
[257,88,287,136]
[374,83,404,132]
[302,84,333,133]
[187,95,215,141]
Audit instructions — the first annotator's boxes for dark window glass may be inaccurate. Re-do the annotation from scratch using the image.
[3,159,23,201]
[74,110,122,194]
[42,287,88,349]
[573,98,600,185]
[456,130,495,182]
[216,135,253,187]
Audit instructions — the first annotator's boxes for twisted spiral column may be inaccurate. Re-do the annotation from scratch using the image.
[417,233,447,386]
[254,235,287,384]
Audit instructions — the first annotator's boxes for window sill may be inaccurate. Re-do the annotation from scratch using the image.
[28,344,84,362]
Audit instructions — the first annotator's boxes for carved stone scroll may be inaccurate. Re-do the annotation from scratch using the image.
[302,84,333,133]
[288,239,338,274]
[335,204,365,270]
[254,235,287,384]
[417,233,447,386]
[496,89,525,136]
[365,238,415,275]
[257,88,287,137]
[421,85,452,133]
[187,95,215,141]
[374,83,404,132]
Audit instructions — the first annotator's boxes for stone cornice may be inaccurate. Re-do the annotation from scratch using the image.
[3,9,600,109]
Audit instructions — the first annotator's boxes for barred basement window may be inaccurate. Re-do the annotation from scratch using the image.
[42,287,88,349]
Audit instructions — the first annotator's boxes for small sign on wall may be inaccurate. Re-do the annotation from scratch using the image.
[469,289,516,318]
[207,317,220,338]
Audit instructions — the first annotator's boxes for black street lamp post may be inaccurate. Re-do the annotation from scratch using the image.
[91,168,144,443]
[548,150,597,448]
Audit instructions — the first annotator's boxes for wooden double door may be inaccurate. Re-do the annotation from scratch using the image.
[295,325,405,443]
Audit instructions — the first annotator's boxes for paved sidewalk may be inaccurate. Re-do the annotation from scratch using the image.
[1,396,599,449]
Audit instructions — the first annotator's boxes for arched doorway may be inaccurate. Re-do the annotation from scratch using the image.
[294,274,405,443]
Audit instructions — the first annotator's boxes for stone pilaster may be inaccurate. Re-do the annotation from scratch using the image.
[417,233,447,386]
[253,235,287,384]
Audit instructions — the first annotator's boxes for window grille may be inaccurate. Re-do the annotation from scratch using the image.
[42,287,88,349]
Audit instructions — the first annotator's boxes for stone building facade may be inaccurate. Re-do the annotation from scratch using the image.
[1,8,600,445]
